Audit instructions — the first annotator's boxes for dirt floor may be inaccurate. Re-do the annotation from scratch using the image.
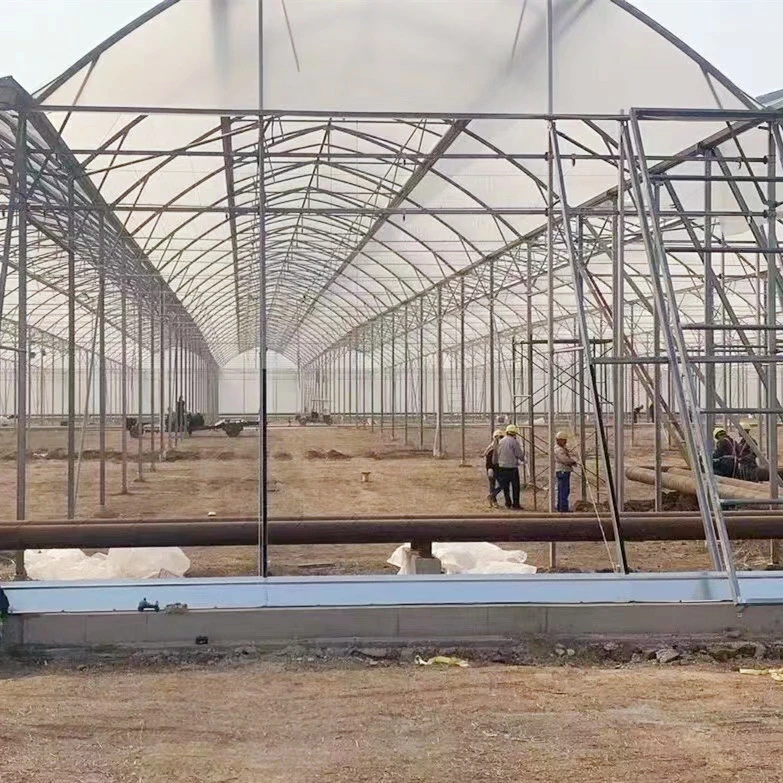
[1,656,782,783]
[0,422,775,577]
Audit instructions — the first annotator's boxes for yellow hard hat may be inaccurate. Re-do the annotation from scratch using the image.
[556,431,568,441]
[493,429,504,439]
[713,426,727,439]
[505,424,519,436]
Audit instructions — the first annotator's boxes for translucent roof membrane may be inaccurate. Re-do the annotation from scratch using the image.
[8,0,760,367]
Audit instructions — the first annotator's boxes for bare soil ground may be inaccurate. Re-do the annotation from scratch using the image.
[0,423,774,577]
[1,658,782,783]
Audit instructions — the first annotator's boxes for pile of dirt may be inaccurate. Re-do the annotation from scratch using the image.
[9,448,167,463]
[365,448,431,460]
[572,490,699,513]
[162,450,203,462]
[305,448,352,460]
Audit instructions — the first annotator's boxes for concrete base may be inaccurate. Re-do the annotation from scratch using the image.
[3,602,783,649]
[411,555,443,575]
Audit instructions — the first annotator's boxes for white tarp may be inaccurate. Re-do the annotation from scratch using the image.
[388,542,537,575]
[24,548,191,581]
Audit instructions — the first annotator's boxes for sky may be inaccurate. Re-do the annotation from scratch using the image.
[0,0,781,97]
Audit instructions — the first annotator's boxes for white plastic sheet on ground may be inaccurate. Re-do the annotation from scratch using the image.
[24,548,190,580]
[387,542,536,575]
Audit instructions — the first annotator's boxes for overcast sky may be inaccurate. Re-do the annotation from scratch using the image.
[0,0,780,97]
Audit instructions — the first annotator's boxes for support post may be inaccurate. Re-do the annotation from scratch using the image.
[404,306,410,445]
[149,302,156,472]
[767,126,780,564]
[67,175,77,517]
[489,260,496,434]
[613,140,626,511]
[526,248,537,510]
[419,298,425,449]
[137,303,144,481]
[435,287,444,458]
[15,111,28,579]
[460,277,467,466]
[257,1,270,577]
[98,213,107,509]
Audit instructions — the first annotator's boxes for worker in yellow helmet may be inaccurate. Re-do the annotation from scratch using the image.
[484,429,504,508]
[554,431,577,512]
[495,423,526,509]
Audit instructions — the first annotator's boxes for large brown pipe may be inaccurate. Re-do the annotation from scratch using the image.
[3,516,783,549]
[625,466,768,500]
[0,512,720,527]
[667,467,771,495]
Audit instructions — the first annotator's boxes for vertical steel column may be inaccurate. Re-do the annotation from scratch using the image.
[120,266,128,494]
[167,322,174,449]
[361,339,367,426]
[704,151,716,443]
[546,2,556,525]
[459,277,466,465]
[379,321,385,432]
[159,294,166,461]
[767,126,779,564]
[613,137,626,511]
[173,331,180,446]
[98,214,107,508]
[341,345,347,418]
[419,298,425,448]
[353,333,359,426]
[391,312,396,439]
[488,261,496,434]
[404,306,410,445]
[14,112,28,578]
[257,0,270,577]
[137,304,144,481]
[435,287,444,457]
[67,175,77,518]
[524,250,538,509]
[653,186,663,511]
[370,324,375,431]
[149,301,156,472]
[511,339,517,424]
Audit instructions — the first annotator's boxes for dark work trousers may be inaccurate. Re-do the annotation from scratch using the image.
[488,466,501,498]
[497,467,521,508]
[556,471,571,512]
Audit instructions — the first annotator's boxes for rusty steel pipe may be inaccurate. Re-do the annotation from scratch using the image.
[4,517,783,550]
[625,466,768,501]
[667,467,772,495]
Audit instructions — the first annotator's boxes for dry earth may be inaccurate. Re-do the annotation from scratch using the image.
[0,423,775,577]
[1,658,782,783]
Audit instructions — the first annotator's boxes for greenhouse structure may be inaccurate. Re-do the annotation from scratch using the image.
[3,0,783,632]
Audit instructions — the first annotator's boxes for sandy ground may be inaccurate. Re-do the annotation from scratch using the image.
[1,660,782,783]
[0,423,774,577]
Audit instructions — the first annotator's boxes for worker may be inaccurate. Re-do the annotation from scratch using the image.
[713,426,764,482]
[554,431,577,513]
[496,424,525,509]
[484,429,504,508]
[713,426,743,478]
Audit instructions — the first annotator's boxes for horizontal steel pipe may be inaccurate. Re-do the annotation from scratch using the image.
[5,511,783,529]
[4,517,783,550]
[0,512,714,527]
